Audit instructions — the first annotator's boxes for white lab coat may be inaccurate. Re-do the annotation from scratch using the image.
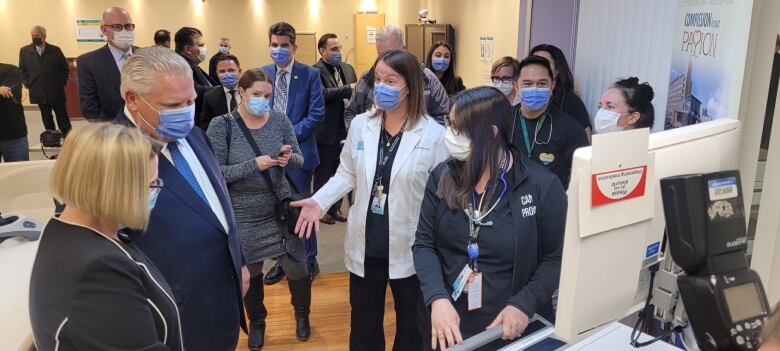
[312,111,449,279]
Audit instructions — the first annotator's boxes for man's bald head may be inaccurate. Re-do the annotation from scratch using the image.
[102,6,131,22]
[101,6,134,50]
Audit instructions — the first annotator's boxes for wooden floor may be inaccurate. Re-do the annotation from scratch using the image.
[236,272,398,351]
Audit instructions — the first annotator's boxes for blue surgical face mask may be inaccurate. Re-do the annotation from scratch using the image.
[218,72,239,89]
[432,57,450,72]
[246,96,271,117]
[138,95,195,141]
[373,83,407,111]
[270,47,291,66]
[218,46,229,55]
[329,51,342,66]
[148,190,159,210]
[520,87,551,112]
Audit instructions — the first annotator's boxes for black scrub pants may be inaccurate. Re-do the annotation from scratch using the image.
[349,256,423,351]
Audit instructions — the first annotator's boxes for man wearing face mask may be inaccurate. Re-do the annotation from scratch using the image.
[261,22,325,279]
[313,33,357,225]
[77,6,139,122]
[175,27,218,125]
[509,56,588,189]
[209,37,232,83]
[199,54,242,129]
[344,25,450,127]
[115,46,248,351]
[19,25,71,136]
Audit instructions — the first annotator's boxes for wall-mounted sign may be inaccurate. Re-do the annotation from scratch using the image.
[76,18,103,42]
[664,0,752,130]
[366,26,377,44]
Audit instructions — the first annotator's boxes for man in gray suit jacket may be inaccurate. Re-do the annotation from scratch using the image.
[313,33,357,224]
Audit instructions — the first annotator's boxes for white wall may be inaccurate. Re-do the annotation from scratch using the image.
[574,0,677,131]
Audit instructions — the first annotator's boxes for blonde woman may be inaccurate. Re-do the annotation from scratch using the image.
[29,123,183,351]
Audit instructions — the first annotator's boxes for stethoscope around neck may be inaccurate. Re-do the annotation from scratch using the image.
[511,108,553,148]
[465,149,511,225]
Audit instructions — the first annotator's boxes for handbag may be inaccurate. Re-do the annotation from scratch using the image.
[227,112,309,262]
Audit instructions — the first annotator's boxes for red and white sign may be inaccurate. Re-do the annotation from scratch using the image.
[591,165,648,207]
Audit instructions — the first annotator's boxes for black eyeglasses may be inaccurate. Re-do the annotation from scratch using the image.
[149,178,164,195]
[490,76,515,84]
[104,23,136,32]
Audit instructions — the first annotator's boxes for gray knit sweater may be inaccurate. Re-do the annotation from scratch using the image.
[206,111,303,264]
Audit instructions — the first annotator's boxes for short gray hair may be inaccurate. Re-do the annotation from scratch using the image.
[219,37,230,43]
[31,25,47,36]
[376,26,404,48]
[120,46,192,97]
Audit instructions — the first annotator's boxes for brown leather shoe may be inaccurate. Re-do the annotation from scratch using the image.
[319,213,336,225]
[330,209,347,222]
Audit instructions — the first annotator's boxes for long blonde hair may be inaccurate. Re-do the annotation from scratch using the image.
[50,123,160,230]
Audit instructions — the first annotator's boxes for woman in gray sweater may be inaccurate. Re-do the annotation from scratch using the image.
[206,68,311,350]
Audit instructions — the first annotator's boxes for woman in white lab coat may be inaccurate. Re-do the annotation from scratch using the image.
[292,49,449,350]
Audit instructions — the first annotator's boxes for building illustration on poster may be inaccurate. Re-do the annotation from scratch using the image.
[664,0,752,130]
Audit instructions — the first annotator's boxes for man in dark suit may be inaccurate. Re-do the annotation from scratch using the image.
[313,33,356,225]
[77,6,138,121]
[19,25,71,136]
[208,36,231,83]
[199,54,241,130]
[175,27,218,126]
[118,46,248,351]
[0,63,29,162]
[261,22,325,277]
[154,29,171,48]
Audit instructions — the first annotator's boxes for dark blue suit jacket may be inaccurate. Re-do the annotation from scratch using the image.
[77,45,137,121]
[261,61,325,171]
[115,111,246,351]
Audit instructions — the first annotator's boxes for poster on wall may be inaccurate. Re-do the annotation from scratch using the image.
[479,36,493,62]
[76,18,103,42]
[664,0,753,130]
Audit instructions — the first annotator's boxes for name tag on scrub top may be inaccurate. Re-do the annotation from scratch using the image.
[370,185,387,215]
[467,272,483,311]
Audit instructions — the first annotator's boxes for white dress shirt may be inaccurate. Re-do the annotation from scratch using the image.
[223,86,241,112]
[124,107,229,233]
[36,45,44,56]
[275,58,295,93]
[108,44,133,71]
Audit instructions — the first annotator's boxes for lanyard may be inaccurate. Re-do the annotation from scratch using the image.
[518,110,550,155]
[373,117,408,194]
[465,149,510,271]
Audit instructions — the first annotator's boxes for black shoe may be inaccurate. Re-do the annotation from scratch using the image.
[264,262,285,285]
[295,314,311,341]
[330,209,348,222]
[309,262,320,281]
[248,322,266,350]
[319,213,336,225]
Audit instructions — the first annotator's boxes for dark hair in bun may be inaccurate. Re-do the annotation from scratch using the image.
[612,77,655,129]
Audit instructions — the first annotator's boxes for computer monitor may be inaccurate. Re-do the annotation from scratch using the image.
[555,119,743,343]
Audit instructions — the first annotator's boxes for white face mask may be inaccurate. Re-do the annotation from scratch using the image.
[444,126,470,161]
[111,30,135,50]
[593,108,624,134]
[493,81,514,96]
[198,46,208,62]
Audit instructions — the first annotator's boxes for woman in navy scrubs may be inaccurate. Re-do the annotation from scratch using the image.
[414,86,567,350]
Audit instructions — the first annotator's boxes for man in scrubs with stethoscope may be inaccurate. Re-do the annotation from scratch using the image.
[510,56,589,189]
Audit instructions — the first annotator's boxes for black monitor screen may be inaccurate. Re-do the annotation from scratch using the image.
[723,282,766,322]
